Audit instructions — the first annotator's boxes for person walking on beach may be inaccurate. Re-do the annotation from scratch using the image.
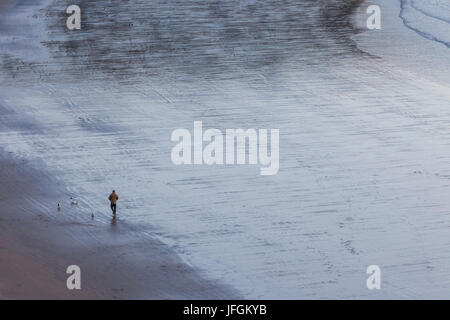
[109,190,119,216]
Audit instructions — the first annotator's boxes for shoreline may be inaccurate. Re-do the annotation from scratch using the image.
[0,147,239,299]
[351,0,450,85]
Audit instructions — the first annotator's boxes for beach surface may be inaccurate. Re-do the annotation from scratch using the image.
[0,147,238,299]
[0,2,239,298]
[1,0,450,299]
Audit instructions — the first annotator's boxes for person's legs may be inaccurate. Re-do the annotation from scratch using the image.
[112,204,117,215]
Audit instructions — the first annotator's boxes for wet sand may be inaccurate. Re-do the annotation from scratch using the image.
[0,0,20,11]
[0,0,241,299]
[4,0,449,299]
[0,147,239,299]
[0,0,366,299]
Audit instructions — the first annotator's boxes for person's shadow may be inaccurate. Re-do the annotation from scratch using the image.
[110,215,117,227]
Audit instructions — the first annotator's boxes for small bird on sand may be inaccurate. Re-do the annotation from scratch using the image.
[57,203,62,211]
[70,197,78,205]
[91,210,94,219]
